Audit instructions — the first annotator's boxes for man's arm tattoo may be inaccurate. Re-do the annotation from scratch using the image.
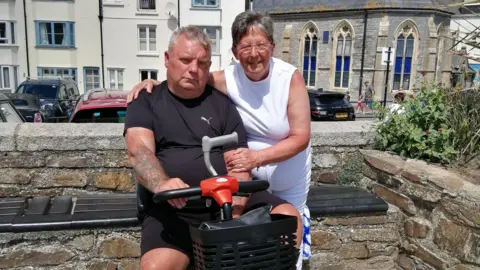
[131,145,170,193]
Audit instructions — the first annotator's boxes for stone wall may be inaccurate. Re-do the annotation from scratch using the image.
[0,121,377,269]
[360,150,480,270]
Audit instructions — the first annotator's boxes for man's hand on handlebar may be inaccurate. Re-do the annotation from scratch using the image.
[155,178,190,208]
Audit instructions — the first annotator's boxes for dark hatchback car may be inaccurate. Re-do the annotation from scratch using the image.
[0,93,25,123]
[308,90,355,121]
[4,93,45,123]
[15,78,81,122]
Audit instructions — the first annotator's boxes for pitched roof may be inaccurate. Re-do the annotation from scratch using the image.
[252,0,460,14]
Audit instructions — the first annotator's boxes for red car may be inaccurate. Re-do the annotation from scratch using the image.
[69,88,127,123]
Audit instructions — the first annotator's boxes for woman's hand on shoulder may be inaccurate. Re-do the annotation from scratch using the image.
[209,71,227,95]
[127,79,161,103]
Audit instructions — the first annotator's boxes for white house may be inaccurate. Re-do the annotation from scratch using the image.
[0,0,24,92]
[24,0,102,93]
[103,0,245,91]
[1,0,246,94]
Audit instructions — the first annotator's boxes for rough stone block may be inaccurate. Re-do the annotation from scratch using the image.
[313,170,339,184]
[0,185,20,196]
[89,261,118,270]
[397,254,415,270]
[0,169,33,184]
[408,239,458,270]
[374,184,417,215]
[69,234,94,252]
[361,149,406,175]
[405,217,431,238]
[0,245,74,268]
[313,154,338,168]
[366,242,397,257]
[46,150,130,168]
[0,152,45,168]
[441,197,480,229]
[324,215,388,226]
[98,236,141,258]
[343,256,396,270]
[16,123,126,151]
[310,121,374,147]
[31,169,88,188]
[399,180,442,203]
[350,226,400,243]
[93,171,134,192]
[338,243,369,259]
[0,123,17,151]
[311,230,342,250]
[121,260,141,270]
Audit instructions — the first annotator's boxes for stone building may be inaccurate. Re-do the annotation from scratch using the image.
[252,0,457,101]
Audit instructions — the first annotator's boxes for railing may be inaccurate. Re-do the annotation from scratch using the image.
[139,0,155,10]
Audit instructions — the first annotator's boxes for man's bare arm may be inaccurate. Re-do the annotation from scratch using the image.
[125,127,169,193]
[225,150,251,218]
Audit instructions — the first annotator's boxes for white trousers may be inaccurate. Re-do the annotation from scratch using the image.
[252,166,311,270]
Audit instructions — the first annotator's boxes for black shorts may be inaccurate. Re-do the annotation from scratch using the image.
[140,190,288,258]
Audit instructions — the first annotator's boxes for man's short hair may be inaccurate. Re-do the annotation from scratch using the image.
[168,25,212,56]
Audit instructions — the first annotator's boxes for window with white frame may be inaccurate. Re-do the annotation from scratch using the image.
[84,67,101,91]
[140,70,157,81]
[103,0,123,4]
[38,67,77,81]
[108,69,124,90]
[198,26,220,54]
[334,25,353,89]
[0,22,15,45]
[192,0,218,8]
[139,0,155,10]
[301,26,318,87]
[35,21,75,47]
[138,25,157,53]
[393,24,417,90]
[0,66,18,90]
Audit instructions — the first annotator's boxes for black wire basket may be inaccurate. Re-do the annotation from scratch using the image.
[190,214,299,270]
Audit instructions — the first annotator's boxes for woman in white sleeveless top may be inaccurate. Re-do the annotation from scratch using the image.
[129,11,311,269]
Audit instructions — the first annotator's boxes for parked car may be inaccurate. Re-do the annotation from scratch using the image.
[308,89,355,121]
[15,77,81,122]
[69,88,127,123]
[0,93,26,123]
[3,93,46,123]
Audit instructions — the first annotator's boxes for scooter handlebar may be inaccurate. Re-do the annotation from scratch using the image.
[152,180,269,204]
[202,132,238,152]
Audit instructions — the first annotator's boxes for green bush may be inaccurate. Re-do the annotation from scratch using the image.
[372,83,457,164]
[372,79,480,164]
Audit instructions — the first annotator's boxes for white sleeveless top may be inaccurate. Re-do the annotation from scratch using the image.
[224,57,312,191]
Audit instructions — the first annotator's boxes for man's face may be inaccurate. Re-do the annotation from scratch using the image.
[164,34,211,97]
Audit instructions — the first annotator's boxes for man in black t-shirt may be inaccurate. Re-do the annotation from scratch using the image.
[124,26,296,270]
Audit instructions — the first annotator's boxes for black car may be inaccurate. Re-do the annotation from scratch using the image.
[308,90,355,121]
[4,93,47,123]
[15,78,81,122]
[0,93,26,123]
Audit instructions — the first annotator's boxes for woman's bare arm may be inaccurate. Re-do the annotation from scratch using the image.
[256,70,311,164]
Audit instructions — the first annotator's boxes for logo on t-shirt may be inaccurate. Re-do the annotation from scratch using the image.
[201,116,212,125]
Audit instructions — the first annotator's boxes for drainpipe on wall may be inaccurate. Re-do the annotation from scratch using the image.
[98,0,105,88]
[22,0,30,78]
[177,0,180,28]
[358,10,368,97]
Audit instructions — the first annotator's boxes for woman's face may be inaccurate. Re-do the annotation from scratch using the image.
[233,27,274,81]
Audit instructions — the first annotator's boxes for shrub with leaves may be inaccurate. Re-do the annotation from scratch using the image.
[372,83,457,164]
[445,87,480,164]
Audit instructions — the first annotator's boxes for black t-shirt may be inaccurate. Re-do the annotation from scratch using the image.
[124,80,248,188]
